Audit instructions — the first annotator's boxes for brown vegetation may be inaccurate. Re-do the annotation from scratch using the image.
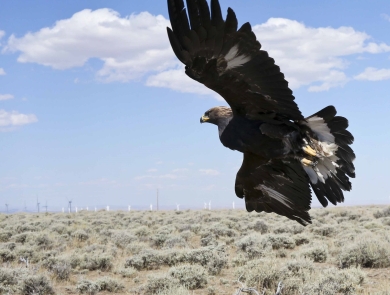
[1,205,390,294]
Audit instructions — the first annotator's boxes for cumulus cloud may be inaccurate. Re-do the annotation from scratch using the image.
[252,18,390,90]
[0,68,5,75]
[6,10,390,94]
[146,67,222,99]
[0,110,38,127]
[381,13,390,22]
[199,169,220,176]
[354,67,390,81]
[134,173,180,180]
[0,94,13,101]
[5,9,175,81]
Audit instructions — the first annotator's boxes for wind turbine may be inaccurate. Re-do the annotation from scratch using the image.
[36,198,40,213]
[128,205,131,212]
[5,203,9,214]
[204,202,207,209]
[232,202,235,209]
[176,204,180,211]
[150,204,153,211]
[66,198,73,213]
[208,200,211,210]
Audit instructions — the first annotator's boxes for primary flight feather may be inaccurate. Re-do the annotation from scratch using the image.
[167,0,355,225]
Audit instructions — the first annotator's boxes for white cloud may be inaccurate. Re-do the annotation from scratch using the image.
[146,67,222,99]
[0,68,5,75]
[5,9,175,82]
[0,110,38,127]
[354,67,390,81]
[199,169,220,176]
[252,18,390,90]
[147,168,158,172]
[134,173,179,180]
[381,13,390,22]
[6,10,390,94]
[172,168,189,172]
[0,94,13,101]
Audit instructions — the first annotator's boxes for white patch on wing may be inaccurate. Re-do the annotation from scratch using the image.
[259,185,293,209]
[301,116,341,184]
[225,45,251,70]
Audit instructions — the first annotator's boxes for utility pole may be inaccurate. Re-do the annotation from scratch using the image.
[157,189,159,211]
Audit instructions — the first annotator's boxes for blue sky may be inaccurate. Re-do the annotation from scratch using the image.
[1,0,390,212]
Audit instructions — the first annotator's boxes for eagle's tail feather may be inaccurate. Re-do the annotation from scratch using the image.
[300,106,355,207]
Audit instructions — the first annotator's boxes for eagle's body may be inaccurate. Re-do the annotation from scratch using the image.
[220,116,286,159]
[167,0,355,225]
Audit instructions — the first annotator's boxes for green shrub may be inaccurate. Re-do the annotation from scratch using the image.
[168,264,208,290]
[338,237,390,268]
[76,279,100,295]
[144,275,180,294]
[251,220,268,234]
[0,248,15,262]
[125,249,162,270]
[72,229,89,241]
[96,277,125,292]
[301,243,328,263]
[20,275,55,295]
[373,207,390,218]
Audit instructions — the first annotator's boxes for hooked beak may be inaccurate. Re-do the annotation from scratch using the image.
[200,115,209,123]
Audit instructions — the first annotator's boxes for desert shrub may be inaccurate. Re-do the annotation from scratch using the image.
[125,242,149,255]
[117,266,138,278]
[71,253,113,271]
[312,225,336,237]
[157,285,190,295]
[144,275,180,294]
[236,233,271,259]
[164,236,188,248]
[262,234,296,250]
[16,224,36,233]
[0,231,12,242]
[35,234,53,249]
[15,246,38,262]
[13,233,28,244]
[303,267,365,294]
[50,261,71,281]
[338,237,390,268]
[125,249,163,270]
[50,224,67,234]
[373,207,390,218]
[208,224,237,237]
[301,243,328,263]
[111,231,137,248]
[274,224,304,235]
[251,220,268,234]
[168,264,208,290]
[186,246,228,275]
[20,275,55,295]
[200,233,218,247]
[235,258,281,290]
[133,226,151,237]
[294,233,311,246]
[0,248,15,262]
[281,258,315,292]
[96,277,125,292]
[151,232,170,248]
[179,230,193,241]
[0,268,21,292]
[72,229,89,241]
[76,280,100,295]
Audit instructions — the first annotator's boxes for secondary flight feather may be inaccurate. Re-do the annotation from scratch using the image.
[167,0,355,225]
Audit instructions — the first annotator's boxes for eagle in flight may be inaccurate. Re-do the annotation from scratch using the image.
[167,0,355,225]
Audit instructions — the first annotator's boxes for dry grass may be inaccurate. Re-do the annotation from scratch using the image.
[0,205,390,294]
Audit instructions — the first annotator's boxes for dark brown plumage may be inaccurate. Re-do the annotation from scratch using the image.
[168,0,355,225]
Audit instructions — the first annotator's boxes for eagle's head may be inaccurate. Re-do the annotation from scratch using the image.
[200,106,233,125]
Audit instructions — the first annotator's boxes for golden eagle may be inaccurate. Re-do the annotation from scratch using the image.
[167,0,355,225]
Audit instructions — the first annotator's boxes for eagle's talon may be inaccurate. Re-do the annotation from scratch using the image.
[301,158,316,167]
[302,145,317,157]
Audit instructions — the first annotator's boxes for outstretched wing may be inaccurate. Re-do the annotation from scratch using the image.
[235,153,312,225]
[167,0,303,121]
